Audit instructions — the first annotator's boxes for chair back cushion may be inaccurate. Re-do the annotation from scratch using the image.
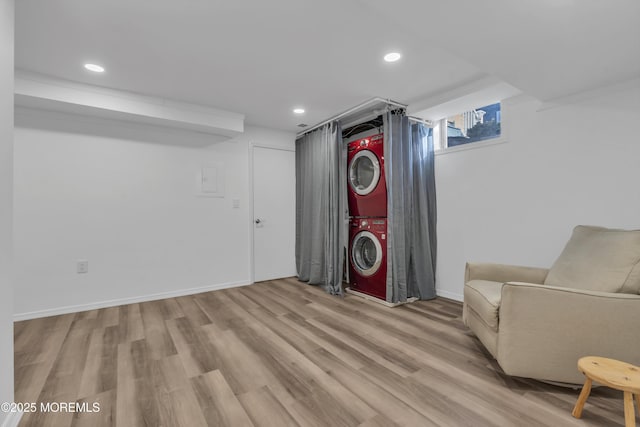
[544,225,640,294]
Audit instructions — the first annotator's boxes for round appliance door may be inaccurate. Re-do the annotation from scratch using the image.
[349,150,380,196]
[351,231,383,277]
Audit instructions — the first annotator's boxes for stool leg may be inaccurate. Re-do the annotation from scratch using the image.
[624,392,635,427]
[572,377,592,419]
[636,393,640,412]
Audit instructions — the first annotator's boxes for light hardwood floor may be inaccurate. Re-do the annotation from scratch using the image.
[15,278,627,426]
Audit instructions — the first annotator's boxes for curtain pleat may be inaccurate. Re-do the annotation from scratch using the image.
[384,112,437,302]
[295,122,345,295]
[408,124,437,299]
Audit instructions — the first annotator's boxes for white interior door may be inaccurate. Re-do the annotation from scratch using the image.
[253,146,296,282]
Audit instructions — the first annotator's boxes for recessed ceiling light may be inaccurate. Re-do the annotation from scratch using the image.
[293,108,305,114]
[383,52,402,63]
[84,63,105,73]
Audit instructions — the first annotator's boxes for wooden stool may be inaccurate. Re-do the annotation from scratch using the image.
[572,356,640,427]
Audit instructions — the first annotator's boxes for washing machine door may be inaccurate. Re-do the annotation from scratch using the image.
[349,150,380,196]
[351,231,383,277]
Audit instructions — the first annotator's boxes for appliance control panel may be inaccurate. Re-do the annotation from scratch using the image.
[350,218,386,232]
[369,133,383,146]
[347,133,383,151]
[370,219,386,232]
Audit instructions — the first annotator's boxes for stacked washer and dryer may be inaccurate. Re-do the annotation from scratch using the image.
[347,132,388,300]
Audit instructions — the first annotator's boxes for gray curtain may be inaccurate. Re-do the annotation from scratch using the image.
[295,122,345,295]
[384,112,437,302]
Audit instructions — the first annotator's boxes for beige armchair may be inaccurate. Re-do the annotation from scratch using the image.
[462,225,640,385]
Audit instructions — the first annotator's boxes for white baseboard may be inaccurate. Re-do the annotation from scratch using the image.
[13,280,252,321]
[1,410,23,427]
[436,289,463,302]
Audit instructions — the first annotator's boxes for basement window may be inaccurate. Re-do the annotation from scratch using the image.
[434,102,502,151]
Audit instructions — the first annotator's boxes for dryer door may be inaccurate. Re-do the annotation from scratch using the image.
[351,230,383,277]
[349,150,380,196]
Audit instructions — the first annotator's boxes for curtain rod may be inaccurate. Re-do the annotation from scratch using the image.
[408,116,433,127]
[296,97,407,138]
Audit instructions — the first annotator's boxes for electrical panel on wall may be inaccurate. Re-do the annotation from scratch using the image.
[196,164,225,198]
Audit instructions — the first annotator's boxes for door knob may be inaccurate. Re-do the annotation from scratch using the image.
[255,218,262,224]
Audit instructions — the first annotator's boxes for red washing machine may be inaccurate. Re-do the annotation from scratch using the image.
[347,133,387,218]
[348,217,387,300]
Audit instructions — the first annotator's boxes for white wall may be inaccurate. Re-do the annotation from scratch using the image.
[0,0,14,425]
[435,87,640,300]
[13,108,294,318]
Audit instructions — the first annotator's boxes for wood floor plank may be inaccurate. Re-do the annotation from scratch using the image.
[138,301,178,360]
[190,369,254,427]
[360,362,502,427]
[165,316,221,378]
[193,292,250,332]
[276,312,370,370]
[404,366,547,427]
[174,295,212,326]
[305,347,439,427]
[236,314,377,423]
[164,387,209,427]
[226,323,315,400]
[117,304,144,344]
[95,307,120,329]
[14,314,75,368]
[199,324,277,396]
[237,286,291,317]
[237,386,300,427]
[358,414,401,427]
[77,325,118,399]
[14,278,628,426]
[115,343,146,427]
[130,378,162,427]
[288,386,362,427]
[242,306,322,357]
[14,315,76,406]
[71,390,116,427]
[158,297,185,321]
[305,316,418,377]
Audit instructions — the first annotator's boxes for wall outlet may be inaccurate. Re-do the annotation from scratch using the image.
[77,260,88,274]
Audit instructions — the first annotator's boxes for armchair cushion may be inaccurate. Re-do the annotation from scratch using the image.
[498,282,640,384]
[544,225,640,293]
[464,280,502,331]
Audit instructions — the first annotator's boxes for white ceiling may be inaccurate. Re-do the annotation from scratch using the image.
[15,0,640,132]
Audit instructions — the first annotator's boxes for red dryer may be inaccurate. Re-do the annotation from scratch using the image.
[347,133,387,218]
[348,217,387,300]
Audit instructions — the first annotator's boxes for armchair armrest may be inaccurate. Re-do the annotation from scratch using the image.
[464,262,549,285]
[497,282,640,384]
